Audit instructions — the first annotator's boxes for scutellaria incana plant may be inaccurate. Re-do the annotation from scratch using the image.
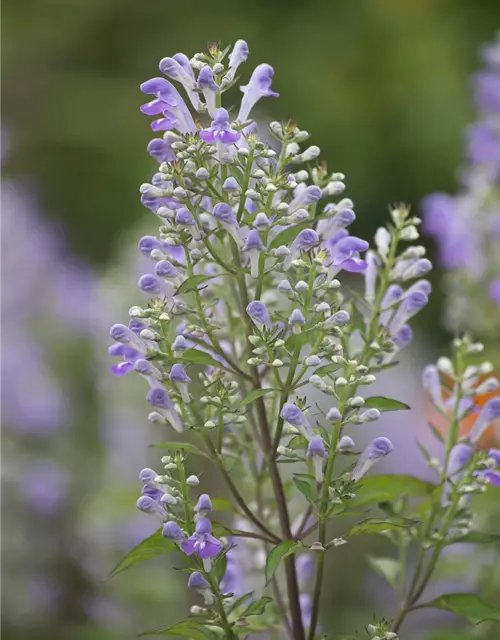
[109,41,500,639]
[423,34,500,338]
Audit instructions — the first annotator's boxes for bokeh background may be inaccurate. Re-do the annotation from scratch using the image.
[2,1,500,639]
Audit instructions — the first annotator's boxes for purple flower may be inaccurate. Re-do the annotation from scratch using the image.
[197,66,218,117]
[389,291,428,334]
[238,64,279,123]
[473,71,500,113]
[246,300,271,329]
[194,494,213,517]
[138,274,170,298]
[393,324,414,349]
[328,235,369,273]
[307,436,327,482]
[289,185,322,212]
[200,108,240,145]
[172,334,187,354]
[422,364,443,408]
[470,397,500,443]
[140,77,196,134]
[352,437,393,482]
[182,518,222,568]
[109,343,141,376]
[289,309,305,333]
[147,138,175,164]
[223,177,240,191]
[243,230,264,278]
[169,363,191,402]
[467,122,500,168]
[136,495,164,517]
[227,40,249,82]
[442,442,474,504]
[139,468,158,484]
[155,259,179,280]
[188,571,215,604]
[162,521,185,544]
[212,202,240,244]
[324,310,350,328]
[138,235,162,255]
[489,278,500,304]
[158,55,200,109]
[146,388,183,433]
[283,229,319,270]
[280,403,311,437]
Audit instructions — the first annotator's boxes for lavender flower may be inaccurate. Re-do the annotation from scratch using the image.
[197,66,219,117]
[146,388,183,432]
[194,494,212,518]
[226,39,249,82]
[351,437,394,482]
[337,435,355,453]
[243,230,264,278]
[238,64,278,123]
[328,235,369,274]
[281,403,311,438]
[136,495,164,517]
[188,571,215,605]
[200,108,240,145]
[289,309,306,334]
[158,55,200,110]
[246,301,271,329]
[140,78,196,134]
[470,397,500,443]
[168,363,191,403]
[162,521,185,546]
[212,202,240,244]
[307,436,327,482]
[182,518,222,571]
[423,34,500,335]
[422,365,443,409]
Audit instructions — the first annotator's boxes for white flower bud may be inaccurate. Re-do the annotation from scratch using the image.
[467,342,484,354]
[437,357,454,375]
[478,361,494,375]
[476,377,500,394]
[309,375,324,389]
[272,359,284,367]
[129,306,145,317]
[161,493,177,506]
[237,147,250,157]
[359,374,376,384]
[195,167,209,180]
[275,339,285,348]
[186,475,200,486]
[305,355,321,367]
[400,225,419,240]
[327,407,342,422]
[335,377,348,387]
[348,396,365,408]
[295,280,309,292]
[269,121,283,136]
[204,420,216,429]
[148,411,166,424]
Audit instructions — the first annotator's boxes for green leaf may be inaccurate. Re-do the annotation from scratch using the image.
[269,220,312,250]
[241,388,279,407]
[347,517,418,538]
[176,274,217,294]
[312,363,342,377]
[109,530,174,578]
[182,348,229,371]
[265,540,302,584]
[351,474,436,509]
[449,531,500,545]
[210,497,236,513]
[150,441,208,458]
[241,596,273,617]
[293,474,317,504]
[421,593,500,624]
[367,556,401,588]
[140,621,221,638]
[362,396,411,412]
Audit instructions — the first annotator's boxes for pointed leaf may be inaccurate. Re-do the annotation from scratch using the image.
[351,474,436,509]
[241,596,273,617]
[367,556,401,588]
[109,530,174,578]
[182,348,227,370]
[420,593,500,624]
[269,220,312,250]
[241,388,279,407]
[140,621,221,638]
[265,540,302,584]
[293,475,317,504]
[176,274,218,295]
[449,531,500,545]
[210,497,236,513]
[363,396,410,412]
[347,517,419,538]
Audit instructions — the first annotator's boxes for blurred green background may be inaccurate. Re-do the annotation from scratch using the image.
[2,1,500,639]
